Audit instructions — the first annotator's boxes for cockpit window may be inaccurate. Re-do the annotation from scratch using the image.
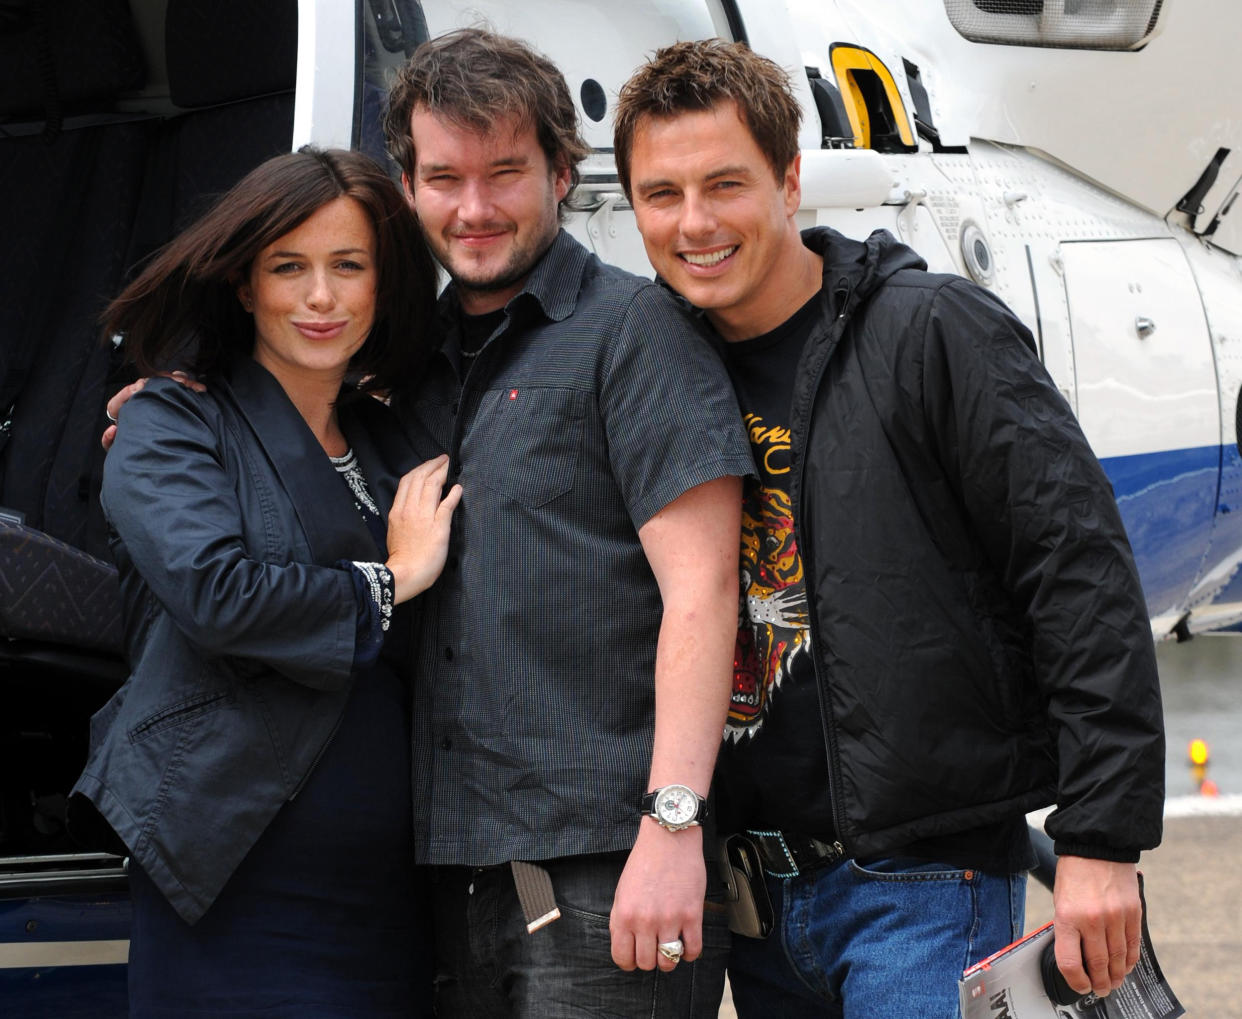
[943,0,1164,50]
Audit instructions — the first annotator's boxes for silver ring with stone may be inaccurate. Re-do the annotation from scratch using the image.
[657,938,684,963]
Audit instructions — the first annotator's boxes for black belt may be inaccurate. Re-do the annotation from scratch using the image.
[746,830,846,878]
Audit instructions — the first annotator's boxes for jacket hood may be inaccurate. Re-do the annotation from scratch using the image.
[801,226,926,316]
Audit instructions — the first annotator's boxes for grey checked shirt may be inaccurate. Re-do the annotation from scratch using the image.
[398,231,754,866]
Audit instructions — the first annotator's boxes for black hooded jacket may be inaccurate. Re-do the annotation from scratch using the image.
[790,227,1164,862]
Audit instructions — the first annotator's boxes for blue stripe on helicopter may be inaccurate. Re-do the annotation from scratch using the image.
[1099,444,1226,615]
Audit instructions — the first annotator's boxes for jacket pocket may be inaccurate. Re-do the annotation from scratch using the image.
[849,856,970,881]
[961,572,1032,729]
[128,688,235,743]
[465,386,585,507]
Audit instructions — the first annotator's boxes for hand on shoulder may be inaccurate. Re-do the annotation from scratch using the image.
[102,372,206,451]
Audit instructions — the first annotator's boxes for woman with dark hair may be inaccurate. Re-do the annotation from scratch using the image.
[70,147,455,1017]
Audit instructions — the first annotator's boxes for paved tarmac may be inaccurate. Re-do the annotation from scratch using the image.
[717,802,1242,1017]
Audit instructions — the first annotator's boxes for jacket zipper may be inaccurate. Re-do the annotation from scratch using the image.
[791,276,854,856]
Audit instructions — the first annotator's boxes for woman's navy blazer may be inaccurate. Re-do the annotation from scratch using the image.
[71,357,417,924]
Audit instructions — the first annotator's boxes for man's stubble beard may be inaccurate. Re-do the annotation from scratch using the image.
[435,207,561,302]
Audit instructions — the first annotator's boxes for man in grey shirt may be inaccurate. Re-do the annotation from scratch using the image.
[383,29,753,1018]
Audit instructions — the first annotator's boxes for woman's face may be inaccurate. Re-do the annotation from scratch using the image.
[238,196,378,387]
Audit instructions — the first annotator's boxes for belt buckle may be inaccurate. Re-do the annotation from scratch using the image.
[801,836,846,873]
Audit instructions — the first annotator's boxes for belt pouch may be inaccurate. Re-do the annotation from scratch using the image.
[718,832,773,939]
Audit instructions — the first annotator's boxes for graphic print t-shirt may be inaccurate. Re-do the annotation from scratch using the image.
[715,295,836,841]
[715,294,1035,873]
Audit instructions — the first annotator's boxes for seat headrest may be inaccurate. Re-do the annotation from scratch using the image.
[166,0,298,109]
[0,0,144,119]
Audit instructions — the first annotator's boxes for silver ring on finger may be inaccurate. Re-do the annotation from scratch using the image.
[657,938,684,963]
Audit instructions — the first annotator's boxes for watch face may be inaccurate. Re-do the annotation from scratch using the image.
[654,785,699,825]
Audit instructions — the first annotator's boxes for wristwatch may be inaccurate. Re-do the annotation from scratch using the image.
[641,784,709,832]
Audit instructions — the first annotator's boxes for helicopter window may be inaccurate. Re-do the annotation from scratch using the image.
[581,79,608,123]
[943,0,1163,50]
[827,45,916,154]
[358,0,733,160]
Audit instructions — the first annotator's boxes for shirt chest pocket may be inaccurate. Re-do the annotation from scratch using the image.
[464,386,586,507]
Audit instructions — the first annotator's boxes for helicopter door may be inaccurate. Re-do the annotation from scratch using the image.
[1060,237,1219,625]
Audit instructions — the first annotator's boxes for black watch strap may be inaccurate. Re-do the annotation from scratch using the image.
[641,786,710,822]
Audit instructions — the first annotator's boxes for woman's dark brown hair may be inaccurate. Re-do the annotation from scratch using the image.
[104,146,437,397]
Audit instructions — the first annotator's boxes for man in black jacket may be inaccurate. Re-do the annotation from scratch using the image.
[615,39,1165,1017]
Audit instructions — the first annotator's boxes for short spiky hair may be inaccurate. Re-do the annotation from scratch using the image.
[383,27,590,199]
[614,39,802,199]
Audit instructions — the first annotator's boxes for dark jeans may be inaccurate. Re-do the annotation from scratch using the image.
[432,850,730,1019]
[728,856,1026,1019]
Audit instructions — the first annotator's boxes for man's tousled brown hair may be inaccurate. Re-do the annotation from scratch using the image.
[383,28,590,200]
[614,39,802,199]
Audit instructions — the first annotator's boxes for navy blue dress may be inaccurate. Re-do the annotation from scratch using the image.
[126,455,430,1018]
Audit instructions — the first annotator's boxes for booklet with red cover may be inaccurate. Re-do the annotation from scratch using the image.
[959,876,1183,1019]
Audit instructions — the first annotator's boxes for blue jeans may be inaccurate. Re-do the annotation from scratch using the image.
[432,851,731,1019]
[728,856,1026,1019]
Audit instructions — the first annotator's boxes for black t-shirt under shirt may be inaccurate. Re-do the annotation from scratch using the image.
[715,295,835,841]
[457,306,506,363]
[716,295,1034,875]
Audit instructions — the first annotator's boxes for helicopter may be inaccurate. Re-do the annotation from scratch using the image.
[2,0,1239,1009]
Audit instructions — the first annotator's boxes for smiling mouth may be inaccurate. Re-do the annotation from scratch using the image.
[681,246,738,267]
[295,321,347,339]
[451,226,512,247]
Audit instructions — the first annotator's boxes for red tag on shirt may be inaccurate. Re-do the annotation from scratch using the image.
[509,389,519,400]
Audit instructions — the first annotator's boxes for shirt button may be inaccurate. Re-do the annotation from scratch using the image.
[441,737,453,751]
[444,646,454,661]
